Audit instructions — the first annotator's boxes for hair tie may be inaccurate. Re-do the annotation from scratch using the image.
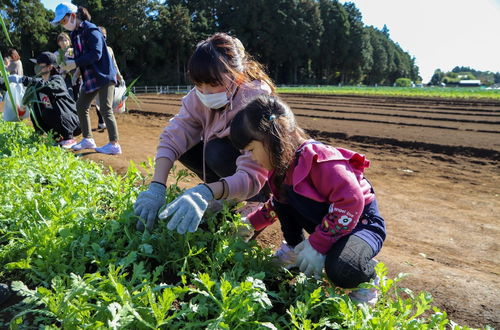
[269,114,276,121]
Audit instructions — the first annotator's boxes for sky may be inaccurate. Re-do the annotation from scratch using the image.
[339,0,500,82]
[41,0,500,83]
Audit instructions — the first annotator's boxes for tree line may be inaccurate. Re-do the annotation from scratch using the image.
[1,0,421,86]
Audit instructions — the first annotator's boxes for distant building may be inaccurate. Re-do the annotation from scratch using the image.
[459,80,481,87]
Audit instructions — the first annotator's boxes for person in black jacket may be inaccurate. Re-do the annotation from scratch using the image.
[0,52,82,148]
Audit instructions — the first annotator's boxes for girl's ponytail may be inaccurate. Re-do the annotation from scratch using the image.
[77,6,91,21]
[244,56,276,94]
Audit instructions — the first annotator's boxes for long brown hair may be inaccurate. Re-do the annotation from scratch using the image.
[76,6,91,21]
[188,33,276,93]
[230,95,309,192]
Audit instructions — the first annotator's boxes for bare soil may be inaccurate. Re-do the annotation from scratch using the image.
[37,93,500,327]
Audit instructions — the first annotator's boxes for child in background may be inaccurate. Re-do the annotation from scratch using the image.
[230,95,386,305]
[0,52,81,148]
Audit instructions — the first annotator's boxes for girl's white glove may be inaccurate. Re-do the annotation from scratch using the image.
[294,239,326,279]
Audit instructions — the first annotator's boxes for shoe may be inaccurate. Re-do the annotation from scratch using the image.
[236,201,263,218]
[0,283,11,305]
[71,138,97,151]
[97,122,106,131]
[95,142,122,155]
[274,241,297,268]
[349,275,380,306]
[59,138,77,149]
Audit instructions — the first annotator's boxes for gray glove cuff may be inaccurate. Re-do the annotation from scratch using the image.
[196,184,214,201]
[149,181,166,195]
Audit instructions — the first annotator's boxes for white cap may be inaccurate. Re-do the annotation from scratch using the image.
[51,2,78,25]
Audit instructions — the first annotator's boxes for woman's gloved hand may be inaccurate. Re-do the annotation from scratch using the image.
[134,182,166,231]
[294,239,326,279]
[159,184,213,234]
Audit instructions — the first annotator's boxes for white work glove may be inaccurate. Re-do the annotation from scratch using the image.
[60,60,76,72]
[294,239,326,279]
[236,217,255,242]
[159,184,213,234]
[134,182,166,231]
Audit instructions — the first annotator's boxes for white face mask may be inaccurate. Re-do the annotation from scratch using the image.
[63,15,77,31]
[196,88,230,109]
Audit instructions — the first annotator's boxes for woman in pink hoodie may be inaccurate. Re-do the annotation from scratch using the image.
[230,95,386,305]
[134,33,275,233]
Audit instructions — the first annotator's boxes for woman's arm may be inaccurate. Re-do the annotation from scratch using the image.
[74,29,103,66]
[152,157,174,185]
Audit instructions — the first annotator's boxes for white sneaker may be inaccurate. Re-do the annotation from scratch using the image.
[71,138,97,151]
[95,142,122,155]
[59,138,77,149]
[349,275,380,306]
[274,241,297,268]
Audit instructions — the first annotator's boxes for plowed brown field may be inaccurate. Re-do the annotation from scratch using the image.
[76,93,500,328]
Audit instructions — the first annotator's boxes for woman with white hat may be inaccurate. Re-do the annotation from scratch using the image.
[51,2,121,155]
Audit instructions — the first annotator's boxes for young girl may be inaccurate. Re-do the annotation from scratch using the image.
[134,33,275,233]
[230,95,386,305]
[55,33,76,98]
[0,52,81,148]
[51,3,120,155]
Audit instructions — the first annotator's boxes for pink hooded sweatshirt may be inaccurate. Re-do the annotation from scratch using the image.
[156,80,272,200]
[248,141,375,254]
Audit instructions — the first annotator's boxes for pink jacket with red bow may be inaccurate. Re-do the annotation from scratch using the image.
[248,141,375,254]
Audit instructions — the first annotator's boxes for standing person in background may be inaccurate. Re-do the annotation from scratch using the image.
[134,32,275,232]
[51,2,121,155]
[98,26,122,83]
[92,26,124,131]
[7,49,23,76]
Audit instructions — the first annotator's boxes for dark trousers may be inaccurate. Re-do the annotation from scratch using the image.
[274,199,379,288]
[178,138,270,201]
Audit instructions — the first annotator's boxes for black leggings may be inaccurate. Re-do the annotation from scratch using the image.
[178,138,269,201]
[275,200,378,288]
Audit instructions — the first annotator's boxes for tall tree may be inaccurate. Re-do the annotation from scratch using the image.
[1,0,55,74]
[342,2,371,84]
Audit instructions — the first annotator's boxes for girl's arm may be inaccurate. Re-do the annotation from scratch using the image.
[219,151,268,201]
[246,198,279,231]
[307,161,365,255]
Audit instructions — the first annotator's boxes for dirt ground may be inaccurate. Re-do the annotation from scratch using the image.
[44,93,500,327]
